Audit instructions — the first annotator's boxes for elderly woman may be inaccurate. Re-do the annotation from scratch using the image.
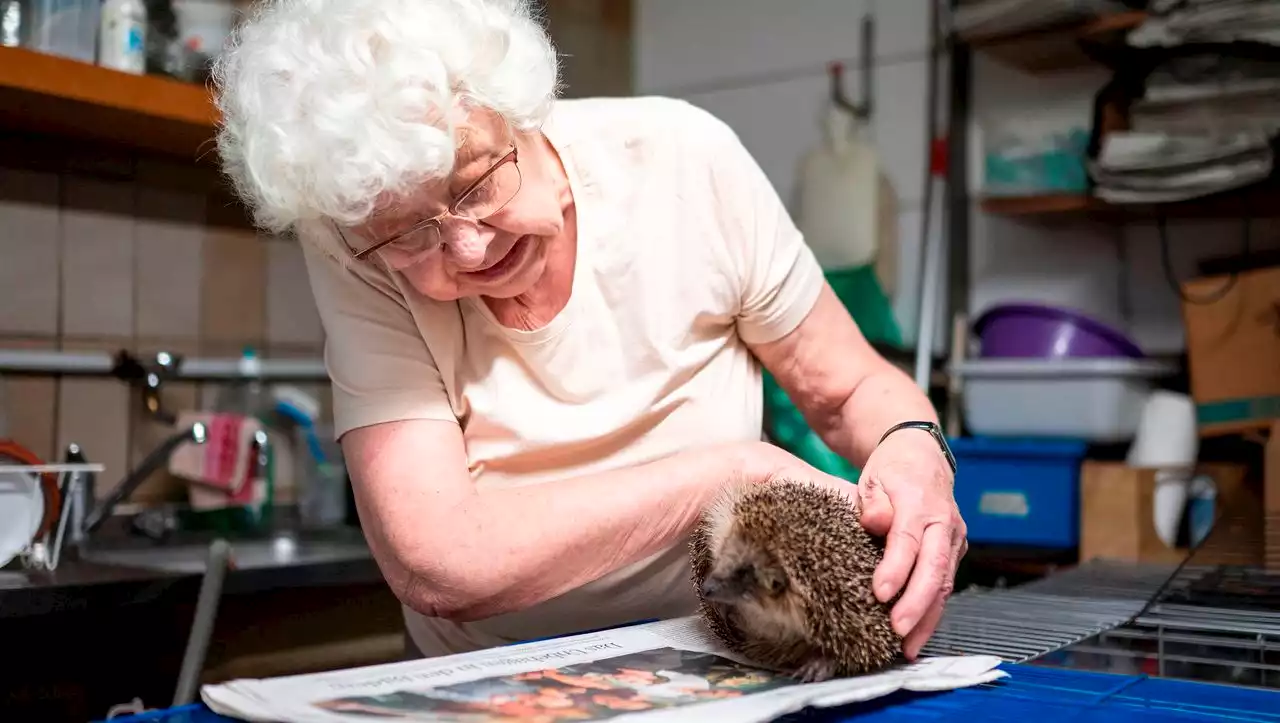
[214,0,965,662]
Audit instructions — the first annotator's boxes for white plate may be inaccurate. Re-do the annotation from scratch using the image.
[0,464,44,568]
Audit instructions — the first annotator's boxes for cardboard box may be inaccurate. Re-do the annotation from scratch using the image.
[1080,460,1262,567]
[1181,265,1280,436]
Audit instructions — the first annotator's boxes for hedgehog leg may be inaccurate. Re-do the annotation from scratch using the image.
[792,654,838,683]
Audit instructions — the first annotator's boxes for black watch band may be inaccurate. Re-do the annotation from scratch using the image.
[877,421,957,475]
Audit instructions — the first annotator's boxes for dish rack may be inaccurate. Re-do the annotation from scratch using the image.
[2,462,106,573]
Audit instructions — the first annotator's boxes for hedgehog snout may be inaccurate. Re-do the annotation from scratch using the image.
[701,570,752,604]
[700,576,731,603]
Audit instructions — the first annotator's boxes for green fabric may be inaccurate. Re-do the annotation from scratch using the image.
[763,263,904,482]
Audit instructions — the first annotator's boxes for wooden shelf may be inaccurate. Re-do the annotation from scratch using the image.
[981,194,1102,216]
[981,186,1280,220]
[0,47,218,162]
[962,11,1147,74]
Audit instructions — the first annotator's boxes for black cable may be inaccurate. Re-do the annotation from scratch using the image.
[1158,212,1251,305]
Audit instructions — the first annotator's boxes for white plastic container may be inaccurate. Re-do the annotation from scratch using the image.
[28,0,99,62]
[953,357,1180,442]
[171,0,237,57]
[98,0,146,74]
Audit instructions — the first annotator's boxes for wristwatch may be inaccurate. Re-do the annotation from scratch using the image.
[877,421,957,476]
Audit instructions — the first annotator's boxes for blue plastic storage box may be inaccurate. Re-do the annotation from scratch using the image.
[949,436,1089,548]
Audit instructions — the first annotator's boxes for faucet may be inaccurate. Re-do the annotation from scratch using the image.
[80,422,209,536]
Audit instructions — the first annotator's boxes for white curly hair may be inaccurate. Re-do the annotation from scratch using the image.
[212,0,560,238]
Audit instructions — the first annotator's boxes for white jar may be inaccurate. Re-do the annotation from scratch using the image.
[98,0,147,74]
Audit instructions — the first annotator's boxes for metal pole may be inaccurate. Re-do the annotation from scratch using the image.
[173,538,232,707]
[0,349,328,381]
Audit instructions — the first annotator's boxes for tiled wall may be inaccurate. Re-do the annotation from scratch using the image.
[546,0,633,97]
[0,156,328,505]
[0,5,631,508]
[633,0,1280,355]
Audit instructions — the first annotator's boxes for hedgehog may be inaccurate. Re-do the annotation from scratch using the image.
[688,478,904,683]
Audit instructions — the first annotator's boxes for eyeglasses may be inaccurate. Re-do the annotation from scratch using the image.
[336,146,522,261]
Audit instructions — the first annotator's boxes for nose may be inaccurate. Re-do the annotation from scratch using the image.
[700,577,726,602]
[440,218,489,270]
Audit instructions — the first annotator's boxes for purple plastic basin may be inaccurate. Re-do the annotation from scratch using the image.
[973,303,1144,359]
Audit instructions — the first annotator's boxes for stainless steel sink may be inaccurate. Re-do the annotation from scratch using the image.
[80,529,371,574]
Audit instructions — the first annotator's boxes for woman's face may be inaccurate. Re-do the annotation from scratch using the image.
[346,111,568,301]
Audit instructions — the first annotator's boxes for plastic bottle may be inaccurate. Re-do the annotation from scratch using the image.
[97,0,146,74]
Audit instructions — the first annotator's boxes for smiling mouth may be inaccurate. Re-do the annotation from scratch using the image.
[467,237,528,278]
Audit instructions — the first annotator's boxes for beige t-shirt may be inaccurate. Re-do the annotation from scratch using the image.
[301,96,825,657]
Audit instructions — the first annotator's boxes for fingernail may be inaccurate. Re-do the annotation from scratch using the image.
[877,583,893,600]
[897,616,916,634]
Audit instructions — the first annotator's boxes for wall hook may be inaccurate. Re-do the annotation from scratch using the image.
[828,15,874,120]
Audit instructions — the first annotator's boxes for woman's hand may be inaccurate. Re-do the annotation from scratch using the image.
[743,440,861,505]
[855,430,966,660]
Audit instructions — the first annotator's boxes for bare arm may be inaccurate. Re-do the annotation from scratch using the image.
[342,419,789,622]
[751,283,938,464]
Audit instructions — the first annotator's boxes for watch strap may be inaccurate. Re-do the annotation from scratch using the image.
[877,421,957,475]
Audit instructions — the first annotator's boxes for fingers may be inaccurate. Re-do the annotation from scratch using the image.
[903,592,946,660]
[889,520,953,637]
[857,476,893,536]
[903,522,965,659]
[872,515,921,604]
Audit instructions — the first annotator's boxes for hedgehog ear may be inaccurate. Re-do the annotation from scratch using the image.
[758,565,788,596]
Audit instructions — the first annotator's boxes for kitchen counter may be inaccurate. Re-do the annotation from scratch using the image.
[0,527,383,618]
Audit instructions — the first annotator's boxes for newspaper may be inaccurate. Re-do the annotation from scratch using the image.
[202,616,1007,722]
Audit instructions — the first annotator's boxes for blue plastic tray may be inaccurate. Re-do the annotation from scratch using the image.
[102,663,1280,723]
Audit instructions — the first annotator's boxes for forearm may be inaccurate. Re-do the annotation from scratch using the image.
[351,425,761,622]
[814,361,938,467]
[753,286,939,469]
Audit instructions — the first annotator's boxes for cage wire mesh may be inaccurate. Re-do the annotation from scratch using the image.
[923,474,1280,691]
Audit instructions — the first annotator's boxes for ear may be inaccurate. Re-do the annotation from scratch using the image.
[757,564,788,597]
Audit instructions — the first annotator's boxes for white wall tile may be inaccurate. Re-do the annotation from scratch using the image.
[635,0,871,93]
[0,169,60,335]
[871,57,939,208]
[266,241,325,346]
[682,74,830,209]
[61,178,136,338]
[872,0,936,61]
[135,188,205,340]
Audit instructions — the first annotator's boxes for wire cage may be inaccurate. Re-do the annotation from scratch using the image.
[1038,483,1280,690]
[923,475,1280,691]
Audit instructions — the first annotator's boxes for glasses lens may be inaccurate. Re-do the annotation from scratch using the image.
[375,224,443,270]
[455,162,522,220]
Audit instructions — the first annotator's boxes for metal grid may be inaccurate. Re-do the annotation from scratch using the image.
[920,560,1177,662]
[924,493,1280,690]
[1038,565,1280,689]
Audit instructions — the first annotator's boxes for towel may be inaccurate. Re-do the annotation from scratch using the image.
[169,412,263,509]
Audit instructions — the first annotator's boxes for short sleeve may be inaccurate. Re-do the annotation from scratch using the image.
[698,108,824,346]
[300,241,457,439]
